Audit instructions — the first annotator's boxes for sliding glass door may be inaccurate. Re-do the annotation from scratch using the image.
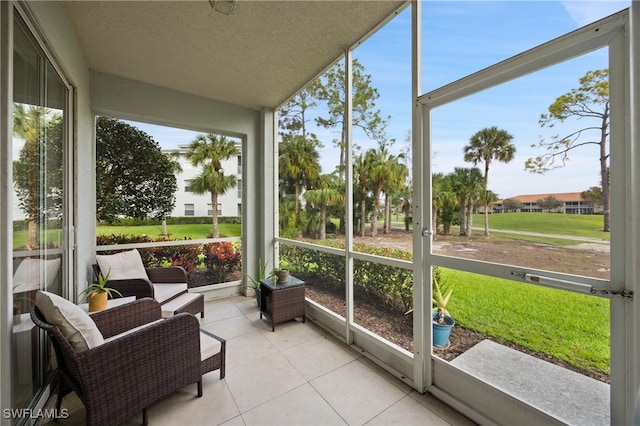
[12,11,72,418]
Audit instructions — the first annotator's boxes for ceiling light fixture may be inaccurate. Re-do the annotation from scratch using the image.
[209,0,238,16]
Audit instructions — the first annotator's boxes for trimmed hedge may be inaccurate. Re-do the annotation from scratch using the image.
[97,216,242,226]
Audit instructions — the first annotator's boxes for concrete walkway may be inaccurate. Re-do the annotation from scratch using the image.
[450,339,609,426]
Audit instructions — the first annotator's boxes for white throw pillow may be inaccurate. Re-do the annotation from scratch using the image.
[36,291,104,352]
[13,258,61,293]
[96,249,148,281]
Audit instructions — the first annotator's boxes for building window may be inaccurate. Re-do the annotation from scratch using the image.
[237,179,242,198]
[218,203,222,215]
[184,204,194,216]
[237,155,242,175]
[185,179,192,192]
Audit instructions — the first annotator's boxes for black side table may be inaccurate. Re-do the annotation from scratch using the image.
[260,276,305,331]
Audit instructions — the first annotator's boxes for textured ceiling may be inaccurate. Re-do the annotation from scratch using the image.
[63,1,407,111]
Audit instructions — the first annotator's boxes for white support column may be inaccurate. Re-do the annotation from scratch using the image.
[0,2,12,420]
[410,0,426,393]
[344,50,354,344]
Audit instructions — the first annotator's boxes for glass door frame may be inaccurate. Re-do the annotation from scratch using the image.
[5,2,75,419]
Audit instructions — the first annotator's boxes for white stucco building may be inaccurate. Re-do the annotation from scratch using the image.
[164,144,243,218]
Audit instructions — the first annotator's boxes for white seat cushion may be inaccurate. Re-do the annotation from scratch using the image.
[153,283,188,303]
[96,249,148,280]
[161,292,200,317]
[200,331,222,362]
[36,291,104,352]
[13,258,61,293]
[103,319,164,343]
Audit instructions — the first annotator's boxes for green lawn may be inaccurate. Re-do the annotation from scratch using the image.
[443,268,610,373]
[96,223,242,239]
[474,212,610,241]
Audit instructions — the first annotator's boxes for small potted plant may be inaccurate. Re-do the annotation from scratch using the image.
[432,269,455,348]
[79,270,122,312]
[273,268,289,284]
[245,259,269,308]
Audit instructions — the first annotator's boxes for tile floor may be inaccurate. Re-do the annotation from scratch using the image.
[55,295,475,425]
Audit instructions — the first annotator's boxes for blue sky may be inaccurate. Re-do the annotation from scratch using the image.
[129,1,629,199]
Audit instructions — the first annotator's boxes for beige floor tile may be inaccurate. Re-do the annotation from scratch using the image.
[409,392,476,426]
[281,334,357,381]
[366,394,451,426]
[310,359,408,425]
[200,299,245,324]
[225,351,307,413]
[201,314,258,339]
[260,319,324,349]
[226,330,277,369]
[241,383,347,425]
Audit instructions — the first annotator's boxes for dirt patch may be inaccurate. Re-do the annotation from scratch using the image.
[306,230,611,383]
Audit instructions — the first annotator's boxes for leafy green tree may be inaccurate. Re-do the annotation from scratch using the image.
[96,117,178,225]
[304,174,344,240]
[161,150,184,236]
[354,150,373,237]
[382,156,409,234]
[450,167,484,237]
[367,140,404,237]
[278,134,321,226]
[502,198,523,212]
[526,69,609,231]
[13,105,63,248]
[537,195,563,212]
[278,87,320,138]
[581,186,604,213]
[185,134,239,238]
[464,126,516,236]
[432,173,458,235]
[314,59,389,180]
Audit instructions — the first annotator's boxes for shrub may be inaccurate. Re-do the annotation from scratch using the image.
[203,242,242,283]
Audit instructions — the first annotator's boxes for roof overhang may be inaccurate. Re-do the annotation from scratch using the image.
[63,1,408,111]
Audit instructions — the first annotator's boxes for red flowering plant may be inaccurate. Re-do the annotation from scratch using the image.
[203,242,242,284]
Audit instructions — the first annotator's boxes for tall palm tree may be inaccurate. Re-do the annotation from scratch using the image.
[304,174,344,240]
[463,126,516,236]
[278,134,321,225]
[185,134,239,238]
[13,104,47,249]
[382,159,408,234]
[354,151,372,237]
[450,167,484,237]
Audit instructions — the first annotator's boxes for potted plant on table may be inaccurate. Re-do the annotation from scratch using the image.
[246,259,269,308]
[432,270,455,348]
[79,270,122,312]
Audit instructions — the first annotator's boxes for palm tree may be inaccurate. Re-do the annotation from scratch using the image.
[278,134,321,225]
[185,134,239,238]
[304,174,344,240]
[354,151,372,237]
[463,126,516,236]
[450,167,484,237]
[382,159,408,234]
[13,104,47,249]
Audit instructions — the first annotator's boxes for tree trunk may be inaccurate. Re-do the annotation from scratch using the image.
[161,218,168,236]
[384,197,391,234]
[484,162,490,236]
[371,186,382,236]
[319,205,327,240]
[360,188,367,237]
[600,105,610,232]
[211,191,219,238]
[458,194,467,236]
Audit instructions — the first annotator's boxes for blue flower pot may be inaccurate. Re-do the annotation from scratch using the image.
[432,312,455,348]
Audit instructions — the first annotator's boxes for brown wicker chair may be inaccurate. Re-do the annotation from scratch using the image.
[31,298,224,426]
[92,263,189,302]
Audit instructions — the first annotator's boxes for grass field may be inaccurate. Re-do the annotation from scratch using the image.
[443,268,610,373]
[474,212,610,241]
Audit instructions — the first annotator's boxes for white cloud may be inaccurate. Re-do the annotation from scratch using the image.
[561,1,630,27]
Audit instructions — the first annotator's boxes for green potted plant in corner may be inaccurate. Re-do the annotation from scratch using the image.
[79,270,122,312]
[432,269,455,348]
[246,259,269,308]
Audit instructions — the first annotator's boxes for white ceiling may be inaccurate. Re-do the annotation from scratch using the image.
[63,1,407,111]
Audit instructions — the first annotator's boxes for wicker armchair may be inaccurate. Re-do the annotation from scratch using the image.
[92,263,188,302]
[31,298,217,426]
